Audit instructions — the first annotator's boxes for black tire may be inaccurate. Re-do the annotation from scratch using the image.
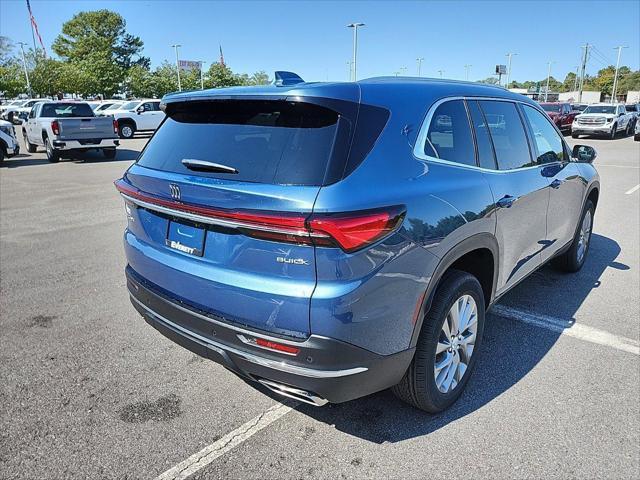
[625,122,633,136]
[23,131,37,153]
[103,148,116,159]
[609,124,617,139]
[571,132,579,139]
[552,199,594,273]
[118,122,135,139]
[44,137,60,163]
[392,270,486,412]
[0,147,4,164]
[635,133,640,142]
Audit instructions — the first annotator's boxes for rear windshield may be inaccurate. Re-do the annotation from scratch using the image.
[41,103,95,118]
[137,100,340,185]
[540,104,560,113]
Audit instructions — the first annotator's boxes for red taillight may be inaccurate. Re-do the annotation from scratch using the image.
[114,179,405,253]
[113,119,118,134]
[255,338,300,355]
[51,120,60,135]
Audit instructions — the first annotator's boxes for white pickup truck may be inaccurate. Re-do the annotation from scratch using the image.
[108,99,165,139]
[22,101,119,162]
[572,103,635,139]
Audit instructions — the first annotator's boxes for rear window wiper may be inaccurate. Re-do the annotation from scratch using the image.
[181,159,239,174]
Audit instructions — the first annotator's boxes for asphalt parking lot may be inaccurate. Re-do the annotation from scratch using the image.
[1,132,638,479]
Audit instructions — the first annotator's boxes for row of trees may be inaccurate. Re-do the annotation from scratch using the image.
[0,10,269,99]
[480,66,640,96]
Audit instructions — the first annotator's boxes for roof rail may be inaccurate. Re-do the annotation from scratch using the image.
[274,71,304,86]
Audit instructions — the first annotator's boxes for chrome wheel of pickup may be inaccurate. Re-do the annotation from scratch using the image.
[434,294,478,394]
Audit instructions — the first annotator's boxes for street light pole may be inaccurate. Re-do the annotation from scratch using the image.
[171,44,182,91]
[611,45,628,104]
[17,42,32,97]
[464,64,472,81]
[437,70,444,79]
[573,65,579,92]
[346,61,352,81]
[416,57,424,77]
[199,61,207,90]
[347,23,365,81]
[544,61,554,102]
[505,52,517,89]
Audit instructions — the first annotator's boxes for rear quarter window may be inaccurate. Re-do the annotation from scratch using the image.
[422,99,475,166]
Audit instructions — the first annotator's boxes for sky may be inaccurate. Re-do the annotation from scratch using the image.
[1,0,639,84]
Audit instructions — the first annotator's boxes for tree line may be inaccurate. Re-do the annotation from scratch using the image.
[0,10,269,99]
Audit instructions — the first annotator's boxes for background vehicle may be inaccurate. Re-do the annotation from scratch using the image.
[625,103,639,129]
[0,119,20,163]
[571,103,588,112]
[22,101,119,162]
[94,100,124,115]
[116,77,599,412]
[540,102,578,132]
[572,103,634,139]
[635,119,640,141]
[1,99,40,123]
[109,99,165,138]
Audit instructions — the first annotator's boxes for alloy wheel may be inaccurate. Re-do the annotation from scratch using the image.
[576,209,592,263]
[434,294,478,393]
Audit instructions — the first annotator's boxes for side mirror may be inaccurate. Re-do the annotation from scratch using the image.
[136,106,145,114]
[619,112,625,117]
[572,144,597,163]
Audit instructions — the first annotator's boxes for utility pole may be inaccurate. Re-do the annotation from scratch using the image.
[611,45,628,104]
[416,57,424,77]
[578,43,590,103]
[464,64,472,81]
[505,52,517,89]
[199,61,207,90]
[17,42,32,97]
[437,69,444,79]
[545,61,555,102]
[171,44,182,91]
[573,65,579,92]
[347,23,365,81]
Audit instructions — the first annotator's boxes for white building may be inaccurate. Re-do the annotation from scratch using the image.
[558,91,601,104]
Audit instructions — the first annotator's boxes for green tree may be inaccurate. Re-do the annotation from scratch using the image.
[206,62,245,88]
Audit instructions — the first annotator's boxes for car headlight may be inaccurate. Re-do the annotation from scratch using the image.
[605,117,613,123]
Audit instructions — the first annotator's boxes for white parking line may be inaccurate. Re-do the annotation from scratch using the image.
[625,184,640,195]
[155,401,297,480]
[491,305,640,356]
[596,164,640,169]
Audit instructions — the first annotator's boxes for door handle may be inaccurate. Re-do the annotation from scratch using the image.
[550,179,564,189]
[497,195,518,208]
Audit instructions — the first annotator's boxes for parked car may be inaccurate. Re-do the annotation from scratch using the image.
[1,99,40,124]
[115,76,599,412]
[572,103,634,139]
[0,119,20,163]
[539,102,578,132]
[22,101,119,162]
[109,99,165,138]
[635,119,640,141]
[625,103,639,128]
[571,103,588,112]
[94,100,124,115]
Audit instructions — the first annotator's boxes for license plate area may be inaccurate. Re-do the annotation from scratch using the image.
[166,220,206,257]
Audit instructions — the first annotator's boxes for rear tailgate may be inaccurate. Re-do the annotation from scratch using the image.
[118,97,357,339]
[58,117,117,140]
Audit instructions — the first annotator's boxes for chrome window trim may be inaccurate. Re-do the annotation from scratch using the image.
[412,95,568,174]
[130,294,368,378]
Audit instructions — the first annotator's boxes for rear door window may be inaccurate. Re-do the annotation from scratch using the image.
[137,100,340,186]
[478,100,533,170]
[423,100,475,166]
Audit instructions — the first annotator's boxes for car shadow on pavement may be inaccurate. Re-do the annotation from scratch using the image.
[259,233,626,443]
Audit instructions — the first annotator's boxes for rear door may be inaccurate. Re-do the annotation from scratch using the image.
[119,98,350,338]
[471,99,551,294]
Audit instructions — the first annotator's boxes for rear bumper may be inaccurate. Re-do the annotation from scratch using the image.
[52,138,119,150]
[126,267,414,404]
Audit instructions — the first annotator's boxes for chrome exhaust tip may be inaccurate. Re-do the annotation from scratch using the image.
[257,378,328,406]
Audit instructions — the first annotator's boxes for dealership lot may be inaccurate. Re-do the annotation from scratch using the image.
[1,134,638,478]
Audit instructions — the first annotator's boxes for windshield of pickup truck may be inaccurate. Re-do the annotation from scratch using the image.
[41,103,95,118]
[582,105,616,114]
[541,104,561,113]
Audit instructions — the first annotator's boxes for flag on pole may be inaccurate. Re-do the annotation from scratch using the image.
[26,0,47,57]
[219,45,225,66]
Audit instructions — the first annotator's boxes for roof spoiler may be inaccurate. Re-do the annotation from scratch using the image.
[274,71,304,86]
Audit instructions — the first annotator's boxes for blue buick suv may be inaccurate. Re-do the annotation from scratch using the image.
[116,74,599,412]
